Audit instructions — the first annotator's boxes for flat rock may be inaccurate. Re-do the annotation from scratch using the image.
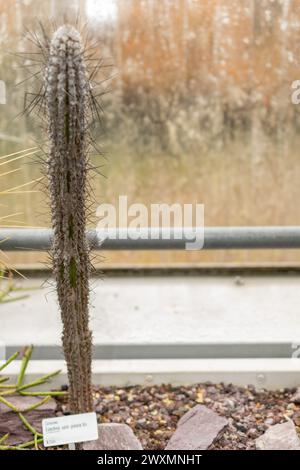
[0,395,57,446]
[165,405,228,450]
[83,423,143,450]
[256,421,300,450]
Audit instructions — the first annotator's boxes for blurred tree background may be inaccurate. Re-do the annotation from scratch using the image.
[1,0,300,267]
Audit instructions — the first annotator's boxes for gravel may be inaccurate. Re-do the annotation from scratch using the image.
[55,382,300,450]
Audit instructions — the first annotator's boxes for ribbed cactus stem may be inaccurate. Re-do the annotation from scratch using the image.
[44,26,93,414]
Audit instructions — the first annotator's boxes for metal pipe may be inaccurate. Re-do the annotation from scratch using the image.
[5,342,296,360]
[1,227,300,251]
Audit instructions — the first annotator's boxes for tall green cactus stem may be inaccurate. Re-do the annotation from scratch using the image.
[44,26,93,414]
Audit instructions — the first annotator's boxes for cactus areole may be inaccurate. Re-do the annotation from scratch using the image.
[44,26,93,414]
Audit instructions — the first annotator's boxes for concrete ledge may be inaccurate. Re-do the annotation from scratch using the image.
[4,358,300,390]
[3,276,300,347]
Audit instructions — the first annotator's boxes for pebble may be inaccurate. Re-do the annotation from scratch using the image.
[265,418,274,426]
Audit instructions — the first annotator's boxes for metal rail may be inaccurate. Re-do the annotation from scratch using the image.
[5,342,296,360]
[1,227,300,250]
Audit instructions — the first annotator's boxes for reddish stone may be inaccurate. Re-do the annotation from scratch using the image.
[83,423,143,450]
[256,421,300,450]
[165,405,228,450]
[291,388,300,405]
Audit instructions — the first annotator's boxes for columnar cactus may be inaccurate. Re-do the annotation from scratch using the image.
[44,26,93,414]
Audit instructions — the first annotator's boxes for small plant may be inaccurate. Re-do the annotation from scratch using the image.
[0,147,41,303]
[0,345,66,450]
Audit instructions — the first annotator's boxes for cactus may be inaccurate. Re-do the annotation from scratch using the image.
[44,25,93,414]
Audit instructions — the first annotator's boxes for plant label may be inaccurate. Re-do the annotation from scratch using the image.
[42,412,98,447]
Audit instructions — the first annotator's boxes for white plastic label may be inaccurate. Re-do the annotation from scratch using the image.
[42,412,98,447]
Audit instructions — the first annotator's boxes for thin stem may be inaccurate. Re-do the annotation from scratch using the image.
[20,390,67,397]
[0,395,19,412]
[0,376,10,383]
[0,389,17,396]
[0,393,50,412]
[18,437,43,449]
[17,345,33,388]
[34,433,39,450]
[0,433,9,444]
[18,413,43,437]
[0,444,24,450]
[1,295,29,304]
[23,395,51,412]
[0,351,19,372]
[18,369,61,391]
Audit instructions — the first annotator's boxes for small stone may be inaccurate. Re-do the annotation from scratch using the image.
[256,421,300,450]
[165,405,228,450]
[235,423,247,433]
[265,418,274,426]
[195,391,204,403]
[287,403,296,410]
[247,428,257,437]
[83,423,143,450]
[291,388,300,404]
[293,412,300,427]
[224,398,235,410]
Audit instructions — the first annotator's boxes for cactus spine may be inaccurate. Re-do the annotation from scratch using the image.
[44,26,93,414]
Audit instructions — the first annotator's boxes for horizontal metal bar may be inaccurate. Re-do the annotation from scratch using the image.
[5,342,296,360]
[1,226,300,251]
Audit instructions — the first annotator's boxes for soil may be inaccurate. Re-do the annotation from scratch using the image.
[55,382,300,450]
